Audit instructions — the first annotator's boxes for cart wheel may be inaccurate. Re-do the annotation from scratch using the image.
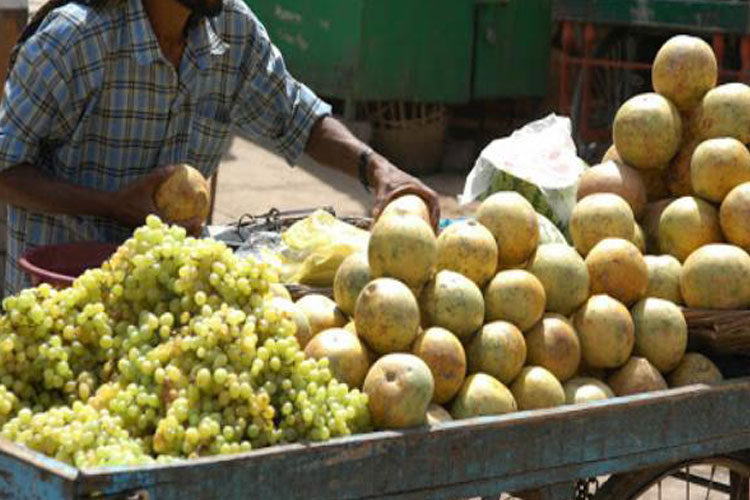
[593,452,750,500]
[570,28,645,163]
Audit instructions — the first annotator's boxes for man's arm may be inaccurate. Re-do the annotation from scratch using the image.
[304,116,441,227]
[229,10,441,226]
[0,163,178,228]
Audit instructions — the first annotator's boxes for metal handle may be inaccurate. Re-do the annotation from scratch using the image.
[234,206,336,236]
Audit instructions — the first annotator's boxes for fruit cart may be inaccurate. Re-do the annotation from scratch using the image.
[4,211,750,499]
[553,0,750,159]
[1,376,749,499]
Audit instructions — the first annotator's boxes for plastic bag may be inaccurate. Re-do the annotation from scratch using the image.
[537,213,569,246]
[279,210,370,286]
[235,231,285,268]
[459,114,588,232]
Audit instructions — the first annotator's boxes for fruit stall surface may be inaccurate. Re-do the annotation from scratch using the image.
[1,378,749,499]
[247,0,551,102]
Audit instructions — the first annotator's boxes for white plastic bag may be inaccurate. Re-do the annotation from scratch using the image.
[460,114,588,231]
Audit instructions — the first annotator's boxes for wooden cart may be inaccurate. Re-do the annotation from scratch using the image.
[1,376,749,499]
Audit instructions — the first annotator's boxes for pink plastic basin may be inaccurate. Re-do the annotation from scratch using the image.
[18,242,120,288]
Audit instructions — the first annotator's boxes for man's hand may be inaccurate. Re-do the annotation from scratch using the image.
[110,166,202,235]
[304,117,441,228]
[370,158,441,229]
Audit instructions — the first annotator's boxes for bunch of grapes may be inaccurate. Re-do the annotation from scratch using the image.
[0,384,19,426]
[0,215,371,467]
[1,402,156,468]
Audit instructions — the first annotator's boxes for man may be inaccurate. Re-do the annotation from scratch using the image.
[0,0,440,295]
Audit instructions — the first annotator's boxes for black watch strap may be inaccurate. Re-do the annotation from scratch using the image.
[358,148,374,192]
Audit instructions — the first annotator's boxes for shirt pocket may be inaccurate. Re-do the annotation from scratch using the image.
[188,112,233,176]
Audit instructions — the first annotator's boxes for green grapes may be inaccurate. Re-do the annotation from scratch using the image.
[0,384,20,426]
[0,402,154,468]
[0,215,371,467]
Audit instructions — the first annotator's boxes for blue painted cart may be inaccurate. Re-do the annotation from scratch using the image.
[1,377,750,499]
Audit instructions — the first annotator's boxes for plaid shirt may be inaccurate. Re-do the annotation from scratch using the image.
[0,0,331,295]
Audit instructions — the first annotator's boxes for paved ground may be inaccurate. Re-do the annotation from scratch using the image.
[211,135,475,225]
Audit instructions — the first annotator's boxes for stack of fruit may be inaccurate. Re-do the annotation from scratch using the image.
[284,180,723,430]
[600,35,750,316]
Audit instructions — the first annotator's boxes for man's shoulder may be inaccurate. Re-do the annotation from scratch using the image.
[213,0,265,40]
[220,0,255,22]
[27,1,122,63]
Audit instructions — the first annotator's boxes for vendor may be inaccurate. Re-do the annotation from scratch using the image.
[0,0,440,295]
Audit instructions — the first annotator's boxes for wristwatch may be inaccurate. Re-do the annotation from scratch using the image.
[358,148,374,193]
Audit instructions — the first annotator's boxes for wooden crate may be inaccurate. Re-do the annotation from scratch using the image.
[685,309,750,356]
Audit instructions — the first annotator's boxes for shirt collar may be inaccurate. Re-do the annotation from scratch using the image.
[125,0,229,68]
[189,17,230,71]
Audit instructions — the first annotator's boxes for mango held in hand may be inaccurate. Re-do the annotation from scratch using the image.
[380,194,431,224]
[154,164,211,222]
[363,353,434,429]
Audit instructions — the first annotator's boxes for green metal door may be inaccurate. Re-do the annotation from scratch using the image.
[248,0,551,101]
[249,0,364,98]
[355,0,474,102]
[472,0,552,98]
